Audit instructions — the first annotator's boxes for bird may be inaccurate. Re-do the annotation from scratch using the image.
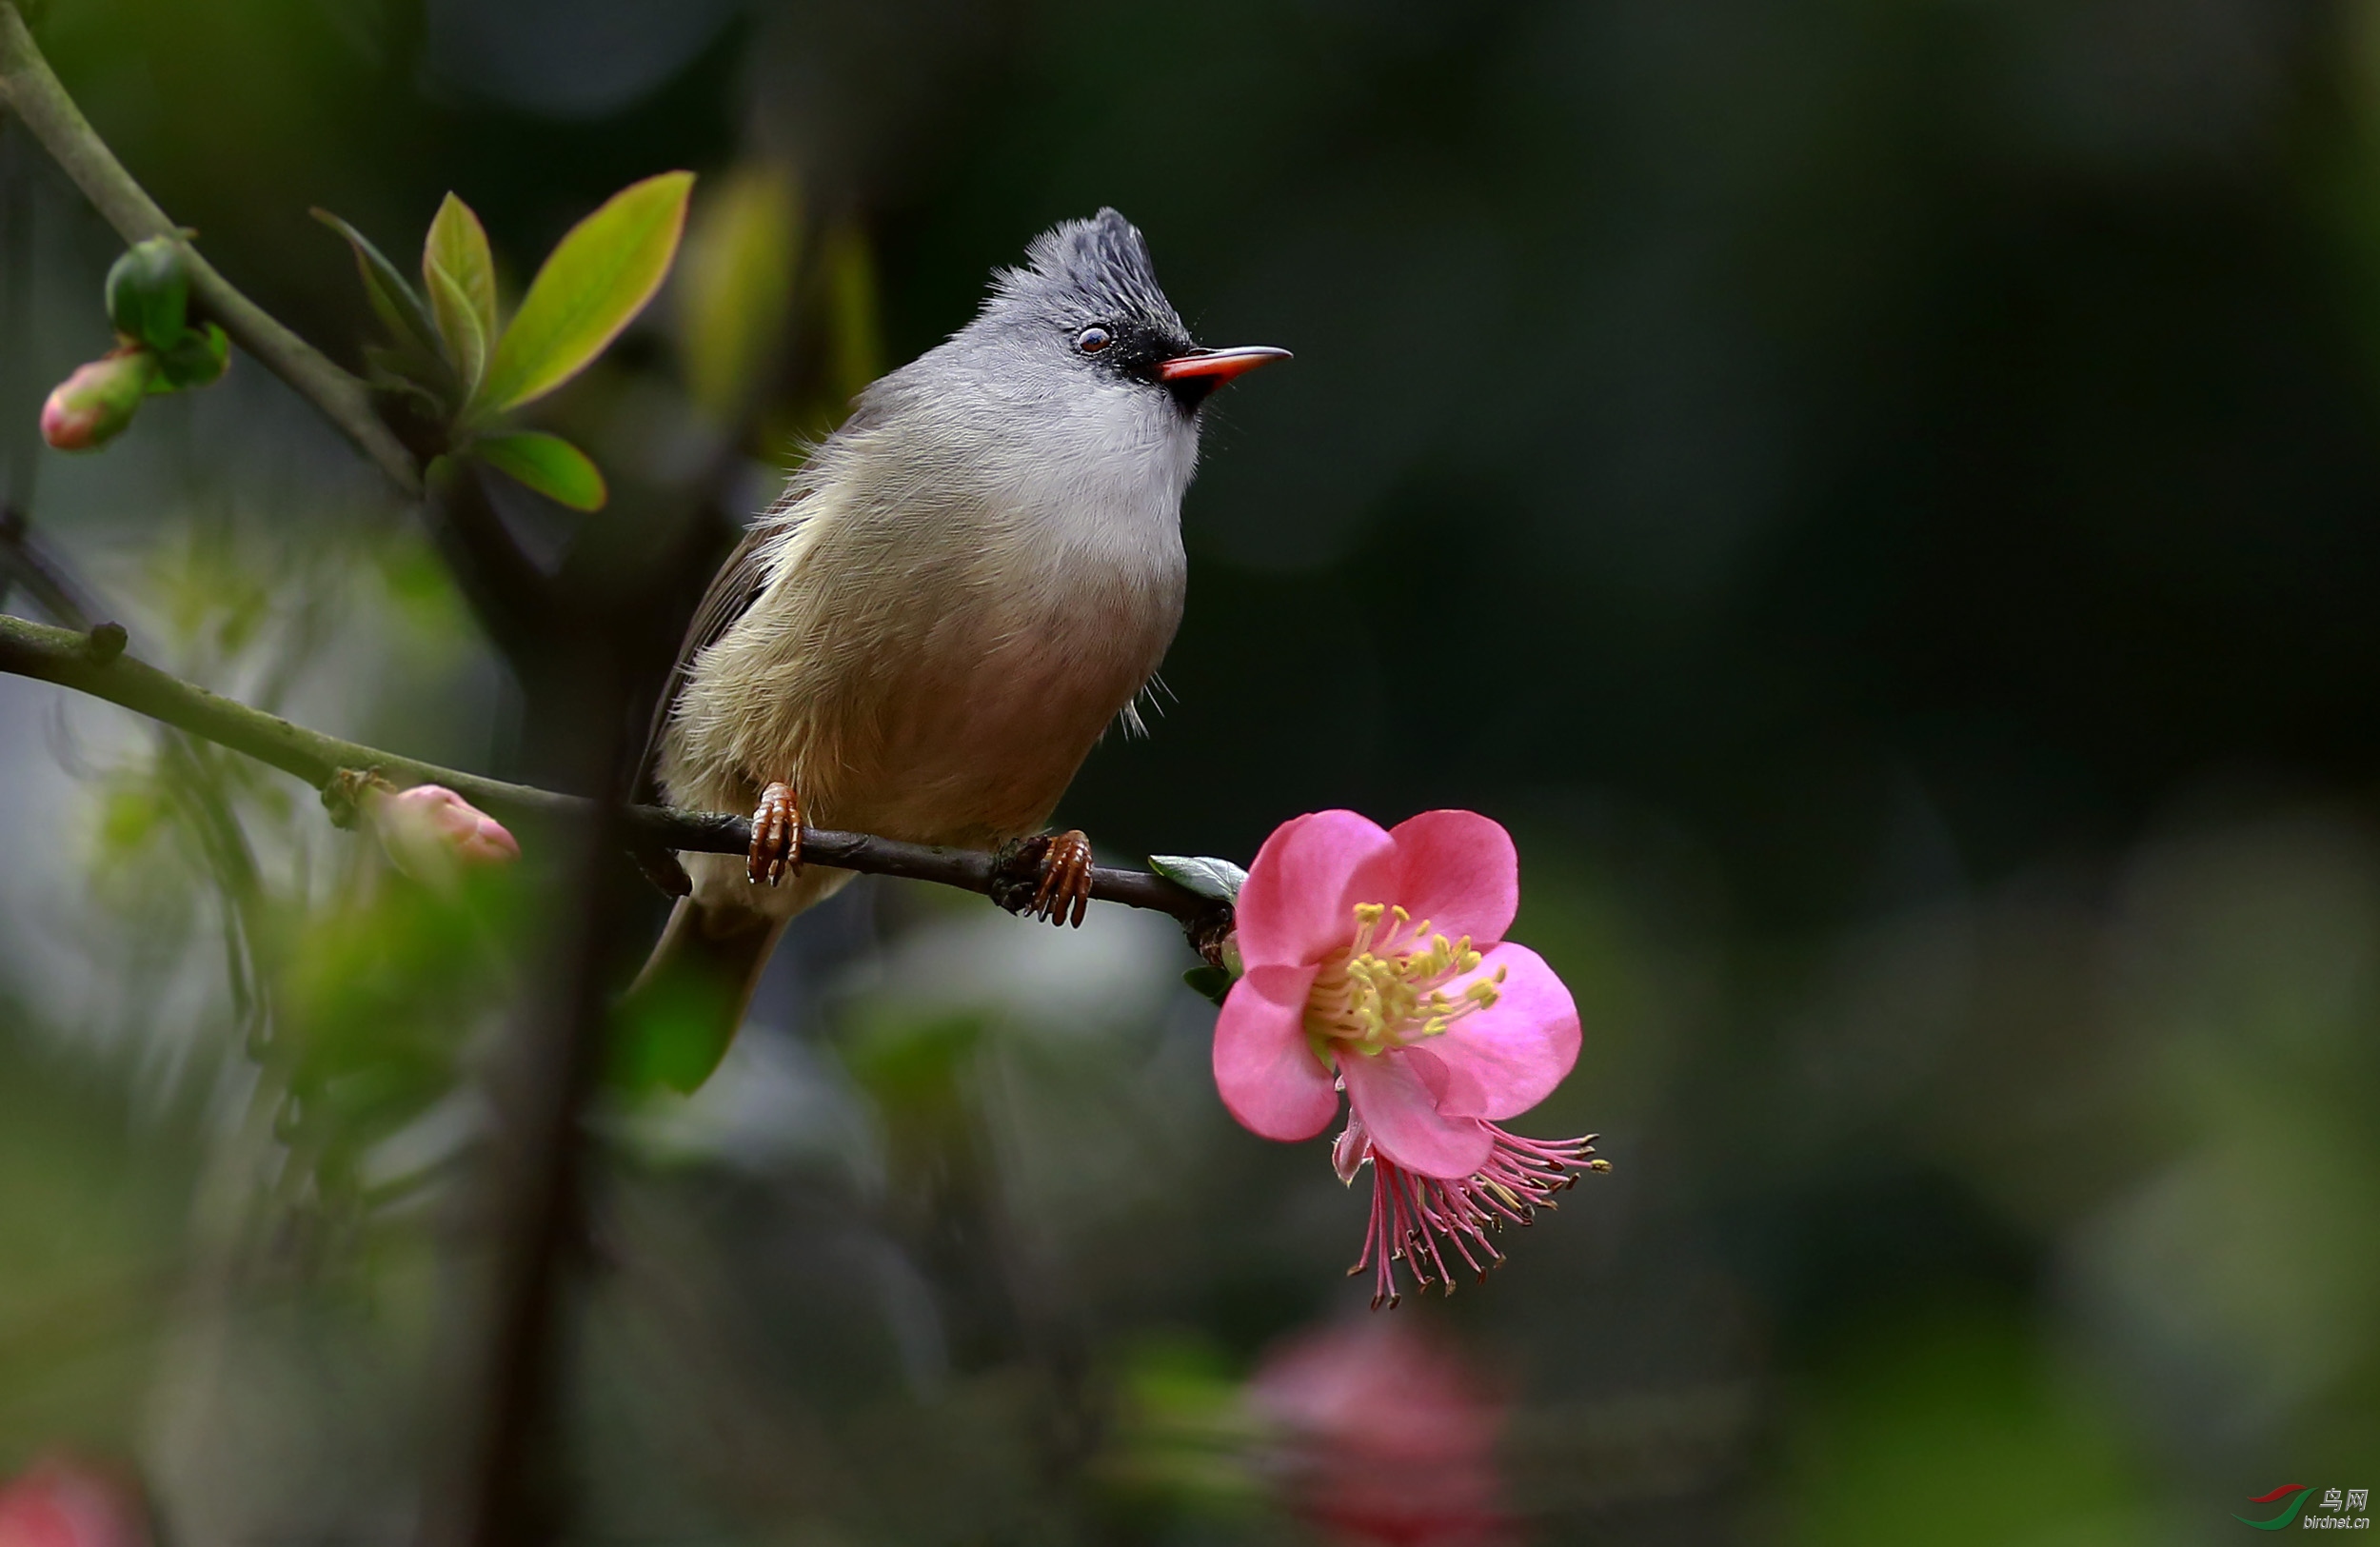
[623,208,1288,1089]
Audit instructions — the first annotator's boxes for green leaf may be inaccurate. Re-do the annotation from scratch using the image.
[476,170,694,416]
[1148,854,1249,902]
[105,237,188,352]
[426,263,487,400]
[423,192,498,349]
[311,208,438,352]
[470,430,605,511]
[1181,965,1234,1006]
[150,323,228,392]
[677,162,800,420]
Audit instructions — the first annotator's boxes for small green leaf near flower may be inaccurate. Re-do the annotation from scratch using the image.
[1181,965,1234,1006]
[474,170,693,417]
[1148,854,1249,902]
[470,430,606,511]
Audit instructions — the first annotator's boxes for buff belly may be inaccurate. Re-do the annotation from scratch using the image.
[660,561,1178,922]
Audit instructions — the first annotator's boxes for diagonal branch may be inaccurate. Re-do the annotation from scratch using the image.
[0,608,1234,939]
[0,2,421,496]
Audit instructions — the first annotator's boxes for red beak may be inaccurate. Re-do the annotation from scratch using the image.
[1155,345,1293,385]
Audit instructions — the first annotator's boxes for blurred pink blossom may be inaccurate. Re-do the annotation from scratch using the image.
[1249,1319,1511,1547]
[0,1456,149,1547]
[1213,810,1601,1305]
[371,783,520,884]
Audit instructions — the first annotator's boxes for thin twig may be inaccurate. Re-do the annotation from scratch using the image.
[0,2,421,496]
[0,501,100,627]
[0,609,1233,935]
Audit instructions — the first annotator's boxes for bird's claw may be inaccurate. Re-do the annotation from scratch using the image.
[1028,828,1094,928]
[747,780,802,886]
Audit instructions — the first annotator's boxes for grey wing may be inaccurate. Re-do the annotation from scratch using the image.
[631,522,779,803]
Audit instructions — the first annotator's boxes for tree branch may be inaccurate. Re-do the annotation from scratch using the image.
[0,2,421,496]
[0,608,1234,939]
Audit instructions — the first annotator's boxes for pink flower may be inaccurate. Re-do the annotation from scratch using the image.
[371,783,520,885]
[0,1456,149,1547]
[1213,810,1604,1306]
[1248,1319,1510,1547]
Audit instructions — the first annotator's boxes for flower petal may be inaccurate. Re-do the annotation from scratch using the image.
[1213,963,1339,1140]
[1428,942,1580,1121]
[1388,809,1519,948]
[1339,1048,1496,1179]
[1234,810,1397,969]
[1331,1108,1371,1183]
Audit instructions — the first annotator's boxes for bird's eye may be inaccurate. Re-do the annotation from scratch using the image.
[1076,326,1112,354]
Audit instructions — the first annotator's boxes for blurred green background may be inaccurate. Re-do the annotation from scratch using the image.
[2,0,2377,1542]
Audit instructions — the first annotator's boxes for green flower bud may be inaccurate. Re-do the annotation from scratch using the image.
[42,348,157,451]
[105,237,189,351]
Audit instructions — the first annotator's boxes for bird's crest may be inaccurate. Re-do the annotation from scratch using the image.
[990,208,1185,334]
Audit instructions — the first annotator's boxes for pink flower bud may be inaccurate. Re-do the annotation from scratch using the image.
[0,1455,151,1547]
[370,783,520,886]
[40,350,155,452]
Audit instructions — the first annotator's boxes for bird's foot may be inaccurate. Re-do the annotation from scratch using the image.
[1034,828,1095,927]
[993,829,1095,927]
[746,780,803,886]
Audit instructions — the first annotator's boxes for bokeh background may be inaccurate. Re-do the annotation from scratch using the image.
[2,0,2377,1542]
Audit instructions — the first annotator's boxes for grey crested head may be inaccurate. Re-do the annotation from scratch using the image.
[997,208,1187,346]
[971,208,1291,416]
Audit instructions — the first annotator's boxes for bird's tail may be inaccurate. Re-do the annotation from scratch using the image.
[615,898,785,1093]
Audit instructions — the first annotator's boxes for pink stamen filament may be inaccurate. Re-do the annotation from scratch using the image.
[1344,1127,1608,1310]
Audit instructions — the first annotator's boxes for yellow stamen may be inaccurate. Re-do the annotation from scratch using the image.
[1305,901,1503,1058]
